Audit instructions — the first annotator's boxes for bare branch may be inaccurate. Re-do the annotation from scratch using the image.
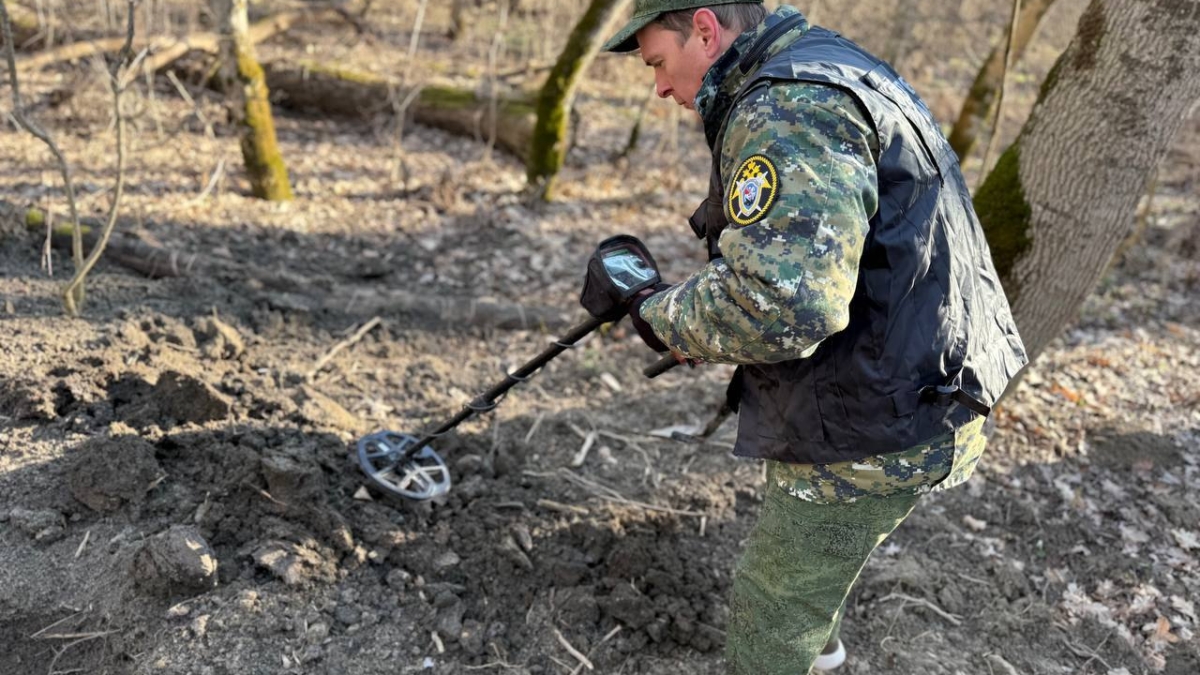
[1,0,84,277]
[61,0,138,315]
[977,0,1021,185]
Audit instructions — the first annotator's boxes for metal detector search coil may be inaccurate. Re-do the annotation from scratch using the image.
[356,234,666,502]
[357,430,452,501]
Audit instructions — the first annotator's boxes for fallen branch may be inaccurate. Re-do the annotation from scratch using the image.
[16,8,339,73]
[21,209,200,278]
[878,592,963,626]
[530,469,707,518]
[534,498,588,515]
[569,626,621,675]
[553,627,594,672]
[263,60,543,160]
[307,316,382,381]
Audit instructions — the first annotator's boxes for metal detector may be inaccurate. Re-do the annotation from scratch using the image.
[357,235,672,502]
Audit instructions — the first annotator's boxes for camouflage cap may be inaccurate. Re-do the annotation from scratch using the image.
[602,0,764,53]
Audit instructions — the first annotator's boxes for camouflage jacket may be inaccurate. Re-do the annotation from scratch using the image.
[640,6,990,499]
[772,417,988,503]
[638,6,878,365]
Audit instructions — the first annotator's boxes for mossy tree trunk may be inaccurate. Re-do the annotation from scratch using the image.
[214,0,293,201]
[948,0,1058,161]
[526,0,630,200]
[974,0,1200,363]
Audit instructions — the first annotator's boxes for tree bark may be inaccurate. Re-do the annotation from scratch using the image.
[263,61,542,160]
[525,0,630,199]
[214,0,293,201]
[948,0,1057,161]
[975,0,1200,362]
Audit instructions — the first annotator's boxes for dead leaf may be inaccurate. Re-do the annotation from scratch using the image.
[1151,616,1179,644]
[1051,383,1082,403]
[1171,529,1199,550]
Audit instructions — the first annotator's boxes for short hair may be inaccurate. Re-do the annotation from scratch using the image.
[654,4,768,43]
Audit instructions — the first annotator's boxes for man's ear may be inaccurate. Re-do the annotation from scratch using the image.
[692,8,724,58]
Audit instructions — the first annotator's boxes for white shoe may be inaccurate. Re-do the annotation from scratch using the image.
[813,639,846,671]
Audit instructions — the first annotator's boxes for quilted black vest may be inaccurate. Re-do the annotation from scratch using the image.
[692,22,1028,464]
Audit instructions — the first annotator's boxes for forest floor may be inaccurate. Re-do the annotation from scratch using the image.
[2,1,1199,674]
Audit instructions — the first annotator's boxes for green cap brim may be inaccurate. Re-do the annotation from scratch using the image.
[602,12,660,53]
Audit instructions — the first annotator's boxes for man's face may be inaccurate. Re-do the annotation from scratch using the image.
[636,22,717,110]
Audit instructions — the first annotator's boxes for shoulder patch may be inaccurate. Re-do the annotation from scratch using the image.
[726,154,779,226]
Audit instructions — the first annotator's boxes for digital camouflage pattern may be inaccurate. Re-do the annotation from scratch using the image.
[638,6,880,365]
[772,417,989,503]
[637,5,992,504]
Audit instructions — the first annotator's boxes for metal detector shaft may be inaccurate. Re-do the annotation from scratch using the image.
[400,316,606,460]
[644,354,680,379]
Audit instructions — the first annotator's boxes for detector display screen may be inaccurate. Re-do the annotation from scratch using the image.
[602,247,657,293]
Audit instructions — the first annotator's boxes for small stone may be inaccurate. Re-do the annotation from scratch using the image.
[133,526,219,597]
[191,614,210,638]
[386,568,412,589]
[166,603,191,619]
[306,622,330,644]
[237,590,258,610]
[436,601,465,643]
[334,605,361,627]
[432,550,461,571]
[301,645,324,663]
[460,619,485,654]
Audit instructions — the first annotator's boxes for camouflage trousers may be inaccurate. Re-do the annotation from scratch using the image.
[725,462,925,674]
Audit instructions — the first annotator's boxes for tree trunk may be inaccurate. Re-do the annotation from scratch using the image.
[525,0,629,200]
[948,0,1057,161]
[975,0,1200,363]
[263,61,542,161]
[214,0,293,201]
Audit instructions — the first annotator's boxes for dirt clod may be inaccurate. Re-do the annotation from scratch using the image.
[0,377,56,420]
[133,525,219,596]
[7,507,66,542]
[194,316,246,360]
[251,540,338,586]
[293,386,364,432]
[261,453,327,508]
[67,435,163,512]
[154,370,233,424]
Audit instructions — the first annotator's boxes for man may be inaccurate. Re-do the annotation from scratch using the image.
[600,2,1028,673]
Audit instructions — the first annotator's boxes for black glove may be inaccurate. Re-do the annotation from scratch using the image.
[580,235,662,322]
[629,283,672,353]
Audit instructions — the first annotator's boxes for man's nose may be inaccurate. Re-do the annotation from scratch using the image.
[654,74,671,99]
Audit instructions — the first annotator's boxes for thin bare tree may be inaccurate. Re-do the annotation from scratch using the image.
[212,0,293,201]
[525,0,630,200]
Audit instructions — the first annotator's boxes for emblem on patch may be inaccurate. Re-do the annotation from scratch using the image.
[727,155,778,226]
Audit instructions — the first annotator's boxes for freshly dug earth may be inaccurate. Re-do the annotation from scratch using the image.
[2,1,1199,674]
